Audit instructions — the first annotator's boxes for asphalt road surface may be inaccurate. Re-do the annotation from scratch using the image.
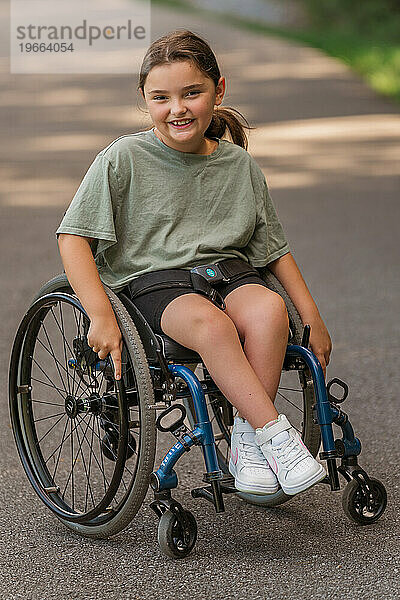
[1,2,399,599]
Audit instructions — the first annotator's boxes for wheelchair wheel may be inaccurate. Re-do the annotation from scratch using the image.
[157,509,197,559]
[185,267,321,507]
[9,274,156,538]
[342,477,387,525]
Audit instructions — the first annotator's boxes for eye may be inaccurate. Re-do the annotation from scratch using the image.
[153,96,166,101]
[187,90,200,96]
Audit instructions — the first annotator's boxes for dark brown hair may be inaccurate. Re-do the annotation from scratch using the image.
[137,29,254,149]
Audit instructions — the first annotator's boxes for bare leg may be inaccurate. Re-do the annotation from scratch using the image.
[223,284,289,420]
[160,293,279,429]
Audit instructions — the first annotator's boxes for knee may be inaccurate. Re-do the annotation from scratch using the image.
[269,293,290,335]
[192,308,238,348]
[246,292,289,334]
[274,294,290,331]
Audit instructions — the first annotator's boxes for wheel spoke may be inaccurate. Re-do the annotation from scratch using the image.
[93,417,110,494]
[44,415,85,463]
[58,301,73,395]
[70,419,74,508]
[49,306,75,360]
[74,415,96,511]
[31,399,64,407]
[30,377,67,396]
[84,414,97,511]
[37,412,67,445]
[276,389,302,412]
[36,331,69,391]
[71,308,83,398]
[48,304,97,401]
[34,411,66,423]
[52,417,70,482]
[60,415,92,507]
[31,358,67,401]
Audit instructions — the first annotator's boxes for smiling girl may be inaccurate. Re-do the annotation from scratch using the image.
[56,29,331,497]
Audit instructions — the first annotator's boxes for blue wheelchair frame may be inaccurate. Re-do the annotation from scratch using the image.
[148,328,364,518]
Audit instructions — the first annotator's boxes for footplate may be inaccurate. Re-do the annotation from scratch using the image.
[191,474,237,512]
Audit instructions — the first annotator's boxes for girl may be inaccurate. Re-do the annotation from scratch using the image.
[56,29,332,497]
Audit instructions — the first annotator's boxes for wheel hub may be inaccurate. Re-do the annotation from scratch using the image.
[65,395,79,419]
[64,392,102,419]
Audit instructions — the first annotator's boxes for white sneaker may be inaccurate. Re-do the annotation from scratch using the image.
[229,416,279,495]
[254,414,326,496]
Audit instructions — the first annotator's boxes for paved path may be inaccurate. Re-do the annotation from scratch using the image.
[185,0,305,27]
[1,2,399,599]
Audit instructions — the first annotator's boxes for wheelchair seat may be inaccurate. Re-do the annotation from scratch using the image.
[116,290,203,365]
[154,333,202,364]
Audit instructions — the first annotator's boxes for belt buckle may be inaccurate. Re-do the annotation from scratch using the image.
[190,263,229,284]
[210,288,226,311]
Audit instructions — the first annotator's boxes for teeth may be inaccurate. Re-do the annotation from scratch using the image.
[171,119,192,125]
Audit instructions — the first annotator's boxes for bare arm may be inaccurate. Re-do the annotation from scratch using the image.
[268,251,332,376]
[57,233,122,379]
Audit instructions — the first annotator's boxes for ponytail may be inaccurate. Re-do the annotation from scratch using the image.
[205,106,254,150]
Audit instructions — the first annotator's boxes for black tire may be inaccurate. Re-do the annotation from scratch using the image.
[157,509,197,559]
[9,274,156,538]
[185,267,321,507]
[342,477,387,525]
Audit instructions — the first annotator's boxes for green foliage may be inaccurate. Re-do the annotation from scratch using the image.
[296,1,400,101]
[300,0,400,42]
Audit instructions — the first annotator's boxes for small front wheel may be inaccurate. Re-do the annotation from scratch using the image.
[342,477,387,525]
[157,509,197,559]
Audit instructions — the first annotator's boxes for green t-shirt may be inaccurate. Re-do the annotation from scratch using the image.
[55,128,290,293]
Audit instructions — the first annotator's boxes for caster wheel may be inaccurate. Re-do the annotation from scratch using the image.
[158,509,197,559]
[342,477,387,525]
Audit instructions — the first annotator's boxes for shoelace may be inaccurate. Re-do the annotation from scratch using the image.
[239,439,269,466]
[273,436,309,470]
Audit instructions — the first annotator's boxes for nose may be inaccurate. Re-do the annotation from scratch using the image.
[170,98,187,117]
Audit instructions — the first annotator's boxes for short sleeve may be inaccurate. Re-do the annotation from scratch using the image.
[244,179,290,266]
[55,153,118,256]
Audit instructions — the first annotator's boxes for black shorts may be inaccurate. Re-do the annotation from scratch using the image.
[120,270,270,335]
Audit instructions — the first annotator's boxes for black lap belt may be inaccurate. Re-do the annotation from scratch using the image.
[127,258,259,311]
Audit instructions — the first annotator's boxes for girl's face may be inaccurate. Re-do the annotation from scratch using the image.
[142,60,225,153]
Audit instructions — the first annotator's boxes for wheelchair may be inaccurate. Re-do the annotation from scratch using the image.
[8,266,387,559]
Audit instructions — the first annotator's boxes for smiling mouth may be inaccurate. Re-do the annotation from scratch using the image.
[168,119,195,129]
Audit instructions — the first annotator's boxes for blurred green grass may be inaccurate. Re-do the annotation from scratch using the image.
[150,0,400,104]
[292,0,400,102]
